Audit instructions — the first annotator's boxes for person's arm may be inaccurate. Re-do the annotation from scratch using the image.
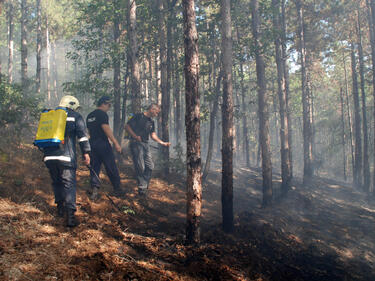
[150,132,171,147]
[101,124,122,153]
[125,124,142,142]
[76,114,91,165]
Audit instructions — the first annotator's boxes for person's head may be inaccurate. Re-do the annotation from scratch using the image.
[59,95,80,111]
[146,103,161,117]
[97,96,112,112]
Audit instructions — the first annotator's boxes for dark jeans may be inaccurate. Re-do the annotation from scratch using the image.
[45,161,77,211]
[89,138,121,191]
[130,141,154,190]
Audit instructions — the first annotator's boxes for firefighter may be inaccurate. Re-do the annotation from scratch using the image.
[43,95,91,227]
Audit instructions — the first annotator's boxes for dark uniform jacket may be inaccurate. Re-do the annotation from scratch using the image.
[43,109,91,168]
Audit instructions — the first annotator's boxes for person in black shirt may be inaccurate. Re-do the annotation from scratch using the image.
[125,103,170,195]
[86,96,124,199]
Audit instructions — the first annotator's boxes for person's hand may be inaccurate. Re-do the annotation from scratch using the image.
[114,143,122,153]
[161,141,171,147]
[83,153,90,166]
[134,135,142,142]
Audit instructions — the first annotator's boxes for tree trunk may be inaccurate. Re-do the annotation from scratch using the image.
[221,0,234,232]
[113,5,121,141]
[295,0,313,184]
[357,10,370,191]
[46,19,51,105]
[36,0,41,94]
[339,88,347,181]
[252,0,273,207]
[158,0,170,175]
[52,41,58,101]
[367,0,375,194]
[128,0,141,114]
[21,0,28,91]
[273,0,291,194]
[240,62,250,168]
[281,0,293,179]
[350,42,362,189]
[7,0,14,83]
[343,54,355,179]
[202,71,222,183]
[183,0,202,245]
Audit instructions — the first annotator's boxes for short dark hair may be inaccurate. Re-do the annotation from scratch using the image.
[147,103,160,111]
[97,96,111,107]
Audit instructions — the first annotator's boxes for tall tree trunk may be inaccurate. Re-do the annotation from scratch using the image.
[273,0,291,193]
[357,10,370,191]
[295,0,313,184]
[113,7,121,140]
[174,45,182,143]
[36,0,42,94]
[202,71,222,183]
[183,0,202,245]
[128,0,141,114]
[52,41,58,101]
[221,0,234,232]
[119,70,129,144]
[21,0,28,91]
[158,0,170,175]
[252,0,272,207]
[7,0,14,83]
[367,0,375,194]
[240,62,250,168]
[350,42,363,189]
[281,0,293,179]
[46,19,51,105]
[339,88,347,181]
[343,54,355,178]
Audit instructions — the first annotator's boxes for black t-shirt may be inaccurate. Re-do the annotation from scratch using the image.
[86,109,109,141]
[127,113,155,142]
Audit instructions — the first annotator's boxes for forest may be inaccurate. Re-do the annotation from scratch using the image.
[0,0,375,280]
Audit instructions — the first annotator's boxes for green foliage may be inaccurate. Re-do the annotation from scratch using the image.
[121,205,135,215]
[169,144,186,175]
[0,78,40,130]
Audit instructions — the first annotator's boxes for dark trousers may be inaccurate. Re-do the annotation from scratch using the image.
[130,141,154,190]
[90,138,121,190]
[45,161,77,211]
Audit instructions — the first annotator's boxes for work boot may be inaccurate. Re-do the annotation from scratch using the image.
[113,187,126,198]
[90,186,99,200]
[57,201,65,217]
[66,209,80,227]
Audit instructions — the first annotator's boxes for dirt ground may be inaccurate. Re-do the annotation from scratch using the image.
[0,144,375,280]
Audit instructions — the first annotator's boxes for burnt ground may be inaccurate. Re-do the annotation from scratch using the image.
[0,144,375,280]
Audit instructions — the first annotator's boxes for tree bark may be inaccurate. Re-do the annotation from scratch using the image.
[240,61,250,168]
[295,0,313,184]
[183,0,202,245]
[21,0,28,91]
[252,0,273,207]
[158,0,170,175]
[128,0,141,114]
[202,70,222,183]
[343,54,355,179]
[339,87,347,181]
[350,42,362,189]
[221,0,234,232]
[281,0,293,179]
[273,0,291,193]
[113,5,121,140]
[46,19,51,105]
[7,0,14,83]
[36,0,42,94]
[367,0,375,194]
[357,10,370,191]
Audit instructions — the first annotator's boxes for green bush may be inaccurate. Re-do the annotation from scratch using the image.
[0,78,40,131]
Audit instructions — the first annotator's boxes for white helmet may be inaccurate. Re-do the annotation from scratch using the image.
[59,95,80,111]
